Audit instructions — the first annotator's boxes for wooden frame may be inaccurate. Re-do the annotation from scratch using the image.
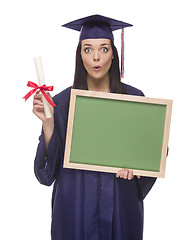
[63,89,173,178]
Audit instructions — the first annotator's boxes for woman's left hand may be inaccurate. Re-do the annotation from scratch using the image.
[116,169,140,180]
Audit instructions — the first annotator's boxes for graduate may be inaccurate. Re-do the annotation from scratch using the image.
[33,14,156,240]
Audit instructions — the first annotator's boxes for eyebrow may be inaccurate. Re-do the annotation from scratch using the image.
[100,43,110,46]
[83,44,92,47]
[82,43,110,47]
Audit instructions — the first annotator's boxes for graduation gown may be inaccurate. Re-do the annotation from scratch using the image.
[34,83,156,240]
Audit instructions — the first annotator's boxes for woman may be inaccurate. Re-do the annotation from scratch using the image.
[33,15,156,240]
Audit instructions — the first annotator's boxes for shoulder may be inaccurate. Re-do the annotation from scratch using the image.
[121,82,145,96]
[53,86,72,107]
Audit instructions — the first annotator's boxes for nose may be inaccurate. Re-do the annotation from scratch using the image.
[93,50,100,61]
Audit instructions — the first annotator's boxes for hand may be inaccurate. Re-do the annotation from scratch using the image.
[116,169,140,180]
[33,91,54,122]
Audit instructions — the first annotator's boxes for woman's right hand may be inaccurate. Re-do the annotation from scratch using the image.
[33,91,54,122]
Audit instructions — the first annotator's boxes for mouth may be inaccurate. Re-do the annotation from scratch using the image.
[93,66,101,71]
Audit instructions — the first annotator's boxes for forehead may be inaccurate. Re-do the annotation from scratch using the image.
[81,38,111,46]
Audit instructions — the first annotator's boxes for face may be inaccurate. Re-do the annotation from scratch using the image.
[81,39,113,81]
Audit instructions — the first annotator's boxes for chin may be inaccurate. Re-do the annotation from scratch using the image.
[89,72,109,81]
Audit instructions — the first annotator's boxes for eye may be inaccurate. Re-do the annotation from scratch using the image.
[84,48,92,53]
[102,47,108,53]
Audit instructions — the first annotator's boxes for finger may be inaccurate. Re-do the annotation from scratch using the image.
[123,169,129,179]
[33,105,44,113]
[33,92,42,100]
[128,170,134,180]
[137,175,141,179]
[33,99,43,106]
[121,169,127,178]
[116,169,124,178]
[116,171,120,178]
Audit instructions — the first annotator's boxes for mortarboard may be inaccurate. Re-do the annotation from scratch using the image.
[62,14,133,78]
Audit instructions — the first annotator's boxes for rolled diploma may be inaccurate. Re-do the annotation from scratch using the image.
[34,56,52,118]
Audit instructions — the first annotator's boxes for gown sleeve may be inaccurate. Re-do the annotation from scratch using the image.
[34,127,61,186]
[34,96,63,187]
[135,176,156,200]
[34,87,71,187]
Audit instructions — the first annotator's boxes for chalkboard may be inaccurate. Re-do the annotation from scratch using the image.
[63,89,172,178]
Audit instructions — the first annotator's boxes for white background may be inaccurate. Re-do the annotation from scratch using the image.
[1,0,188,239]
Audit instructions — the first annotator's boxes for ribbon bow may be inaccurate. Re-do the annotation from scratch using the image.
[23,81,57,107]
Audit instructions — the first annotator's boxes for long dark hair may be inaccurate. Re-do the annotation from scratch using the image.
[72,41,127,94]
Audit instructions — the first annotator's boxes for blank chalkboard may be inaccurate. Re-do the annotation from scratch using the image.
[63,89,172,178]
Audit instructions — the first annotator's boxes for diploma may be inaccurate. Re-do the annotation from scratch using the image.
[34,56,53,118]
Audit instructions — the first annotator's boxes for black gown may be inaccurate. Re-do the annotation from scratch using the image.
[34,83,156,240]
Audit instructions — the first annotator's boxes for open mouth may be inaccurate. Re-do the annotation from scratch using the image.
[93,66,101,71]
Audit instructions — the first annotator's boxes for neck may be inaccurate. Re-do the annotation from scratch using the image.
[87,74,110,93]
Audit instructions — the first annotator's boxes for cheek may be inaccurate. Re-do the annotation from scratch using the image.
[104,55,113,69]
[104,49,113,65]
[81,54,90,70]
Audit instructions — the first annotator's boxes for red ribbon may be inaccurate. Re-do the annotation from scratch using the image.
[121,27,124,79]
[23,81,57,107]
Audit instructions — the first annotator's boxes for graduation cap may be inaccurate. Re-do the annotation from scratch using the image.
[62,14,133,78]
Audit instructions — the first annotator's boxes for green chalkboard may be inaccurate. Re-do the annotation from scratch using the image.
[63,89,172,178]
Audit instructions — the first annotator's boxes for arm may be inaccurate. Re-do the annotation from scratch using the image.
[116,169,156,200]
[33,91,54,153]
[43,118,54,153]
[134,176,156,200]
[33,91,61,186]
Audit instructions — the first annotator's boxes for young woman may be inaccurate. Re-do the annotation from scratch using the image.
[33,15,156,240]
